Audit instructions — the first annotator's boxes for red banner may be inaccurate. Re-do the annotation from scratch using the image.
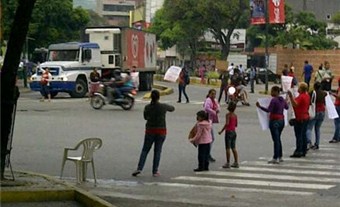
[268,0,285,24]
[250,0,285,25]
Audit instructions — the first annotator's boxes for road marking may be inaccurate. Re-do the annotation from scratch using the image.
[195,171,340,183]
[145,182,314,196]
[246,161,340,171]
[258,157,339,164]
[173,176,335,190]
[234,166,340,176]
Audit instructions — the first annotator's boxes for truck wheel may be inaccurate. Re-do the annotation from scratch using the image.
[70,79,87,98]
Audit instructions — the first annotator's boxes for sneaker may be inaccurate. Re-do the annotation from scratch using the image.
[231,163,239,168]
[153,172,160,177]
[279,158,284,162]
[329,139,339,143]
[222,163,230,168]
[132,170,141,177]
[311,145,319,150]
[193,168,204,172]
[177,100,181,103]
[268,159,279,164]
[290,154,301,158]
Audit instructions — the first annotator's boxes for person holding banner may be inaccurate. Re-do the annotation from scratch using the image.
[256,86,288,164]
[306,82,327,150]
[329,78,340,143]
[177,67,190,103]
[287,82,310,158]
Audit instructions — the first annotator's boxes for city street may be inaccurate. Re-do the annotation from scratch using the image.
[10,81,340,206]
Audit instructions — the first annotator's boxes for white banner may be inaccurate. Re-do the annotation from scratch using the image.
[325,93,339,119]
[281,75,293,92]
[257,96,288,131]
[164,66,182,82]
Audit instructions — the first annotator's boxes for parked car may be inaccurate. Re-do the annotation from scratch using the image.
[245,68,281,84]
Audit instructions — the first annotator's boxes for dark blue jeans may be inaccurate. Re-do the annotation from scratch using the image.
[137,134,166,174]
[293,120,309,155]
[178,84,189,102]
[198,143,210,170]
[306,111,325,146]
[269,120,284,159]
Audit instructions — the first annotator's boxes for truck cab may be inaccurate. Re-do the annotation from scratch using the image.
[30,42,102,98]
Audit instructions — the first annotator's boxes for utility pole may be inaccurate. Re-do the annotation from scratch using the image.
[264,0,269,94]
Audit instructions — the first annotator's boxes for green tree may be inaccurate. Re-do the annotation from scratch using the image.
[2,0,90,54]
[331,11,340,25]
[197,0,248,59]
[149,0,206,68]
[247,5,338,50]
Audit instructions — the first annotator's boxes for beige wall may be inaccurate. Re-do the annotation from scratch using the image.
[254,47,340,88]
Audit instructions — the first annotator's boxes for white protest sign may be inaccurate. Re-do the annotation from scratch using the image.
[257,95,289,130]
[325,93,339,119]
[164,66,182,82]
[281,76,293,92]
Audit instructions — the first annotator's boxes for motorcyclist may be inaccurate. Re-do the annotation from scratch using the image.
[229,69,250,106]
[107,69,134,102]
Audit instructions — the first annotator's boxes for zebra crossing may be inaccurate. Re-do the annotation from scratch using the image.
[147,144,340,197]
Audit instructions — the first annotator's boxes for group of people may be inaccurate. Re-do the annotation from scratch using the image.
[132,87,240,176]
[256,78,340,163]
[131,62,339,176]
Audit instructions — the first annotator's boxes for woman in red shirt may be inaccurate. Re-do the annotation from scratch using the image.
[287,82,310,158]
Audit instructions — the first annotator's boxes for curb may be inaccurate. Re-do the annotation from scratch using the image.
[0,171,115,207]
[143,84,174,100]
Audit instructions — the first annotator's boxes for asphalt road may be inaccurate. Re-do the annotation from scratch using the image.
[10,81,340,207]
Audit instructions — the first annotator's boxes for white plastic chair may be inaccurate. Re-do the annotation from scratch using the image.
[60,138,102,184]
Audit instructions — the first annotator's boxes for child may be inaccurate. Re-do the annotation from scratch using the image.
[189,110,213,172]
[218,102,239,168]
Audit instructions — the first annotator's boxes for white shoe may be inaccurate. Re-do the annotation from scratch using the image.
[268,159,279,164]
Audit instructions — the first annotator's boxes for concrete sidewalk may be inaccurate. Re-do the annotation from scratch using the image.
[0,171,114,207]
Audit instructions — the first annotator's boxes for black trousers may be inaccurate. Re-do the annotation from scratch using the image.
[198,143,210,170]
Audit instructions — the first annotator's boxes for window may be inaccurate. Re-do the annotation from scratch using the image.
[103,4,134,12]
[109,55,114,64]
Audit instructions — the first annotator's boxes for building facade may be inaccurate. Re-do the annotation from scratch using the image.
[96,0,136,26]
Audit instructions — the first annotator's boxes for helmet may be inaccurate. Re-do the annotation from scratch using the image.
[113,69,121,77]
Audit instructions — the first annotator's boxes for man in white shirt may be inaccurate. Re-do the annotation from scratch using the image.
[228,63,234,76]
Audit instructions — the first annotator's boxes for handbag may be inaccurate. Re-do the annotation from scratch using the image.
[308,91,316,119]
[289,118,296,126]
[188,124,197,147]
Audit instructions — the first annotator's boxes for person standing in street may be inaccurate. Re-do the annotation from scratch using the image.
[306,82,327,150]
[40,68,52,102]
[218,101,239,168]
[177,67,190,103]
[302,60,313,90]
[199,64,206,84]
[249,66,256,93]
[89,68,101,99]
[287,82,310,158]
[256,86,288,164]
[320,61,334,92]
[204,89,220,162]
[218,69,229,103]
[189,110,212,172]
[329,78,340,143]
[132,90,175,177]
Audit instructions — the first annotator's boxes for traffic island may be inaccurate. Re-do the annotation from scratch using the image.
[143,84,174,100]
[0,171,114,207]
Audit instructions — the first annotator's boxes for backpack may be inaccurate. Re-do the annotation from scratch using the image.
[184,72,190,85]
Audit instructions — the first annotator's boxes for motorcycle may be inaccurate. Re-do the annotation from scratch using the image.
[90,82,136,110]
[226,85,250,106]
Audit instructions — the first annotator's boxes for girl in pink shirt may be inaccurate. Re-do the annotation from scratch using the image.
[218,102,239,168]
[190,110,212,172]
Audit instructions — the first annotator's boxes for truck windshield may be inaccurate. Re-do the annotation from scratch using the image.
[48,50,79,61]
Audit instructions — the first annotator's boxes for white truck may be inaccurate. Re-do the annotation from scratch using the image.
[30,27,157,98]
